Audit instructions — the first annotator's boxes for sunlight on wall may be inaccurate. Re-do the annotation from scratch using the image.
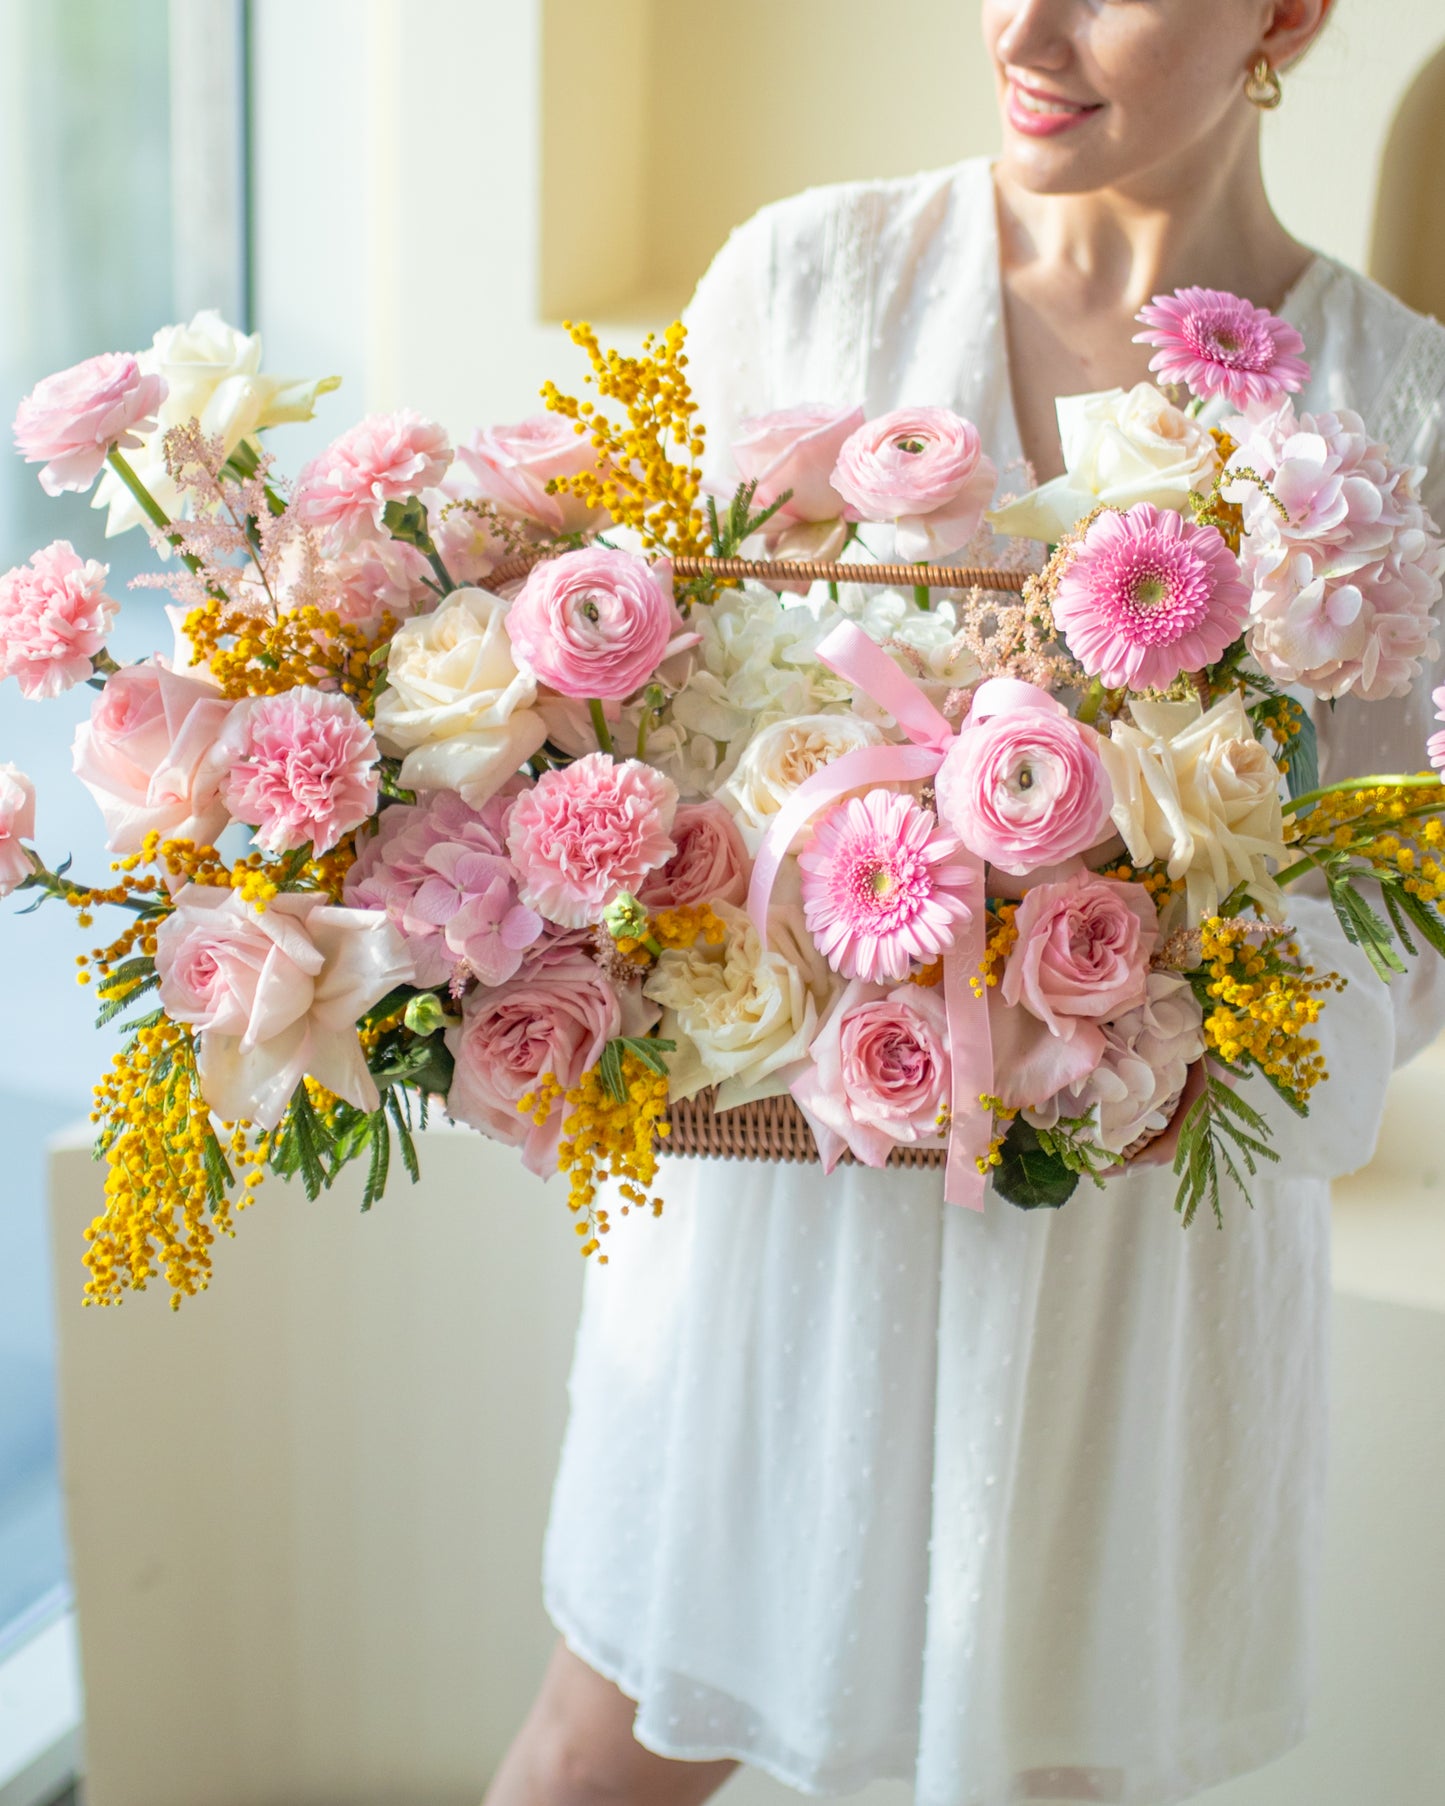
[1369,43,1445,322]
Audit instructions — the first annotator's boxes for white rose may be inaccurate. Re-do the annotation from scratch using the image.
[990,384,1221,544]
[644,901,836,1108]
[92,310,340,535]
[719,711,888,850]
[1099,693,1287,922]
[373,587,546,807]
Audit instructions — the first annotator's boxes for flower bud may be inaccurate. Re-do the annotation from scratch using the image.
[602,891,649,942]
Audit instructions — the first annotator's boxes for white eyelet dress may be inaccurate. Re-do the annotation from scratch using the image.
[540,159,1445,1805]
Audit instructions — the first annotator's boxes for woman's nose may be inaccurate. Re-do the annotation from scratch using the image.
[995,0,1075,73]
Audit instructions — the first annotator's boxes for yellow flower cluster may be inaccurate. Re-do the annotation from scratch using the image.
[1287,781,1445,912]
[540,320,709,559]
[1197,917,1340,1104]
[611,902,727,962]
[971,904,1019,997]
[1188,428,1246,552]
[183,597,390,711]
[976,1094,1019,1174]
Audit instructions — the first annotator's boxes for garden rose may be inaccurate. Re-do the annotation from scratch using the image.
[0,764,36,896]
[990,384,1222,544]
[13,351,165,495]
[0,541,117,698]
[1001,872,1158,1042]
[452,414,607,536]
[216,687,379,855]
[719,711,886,849]
[155,886,413,1128]
[831,406,997,561]
[444,950,622,1172]
[727,403,864,565]
[294,410,452,545]
[791,979,949,1171]
[639,800,750,908]
[1099,694,1287,920]
[72,663,234,854]
[934,688,1113,874]
[372,587,547,808]
[506,546,677,703]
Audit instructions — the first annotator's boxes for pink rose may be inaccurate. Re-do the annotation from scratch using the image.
[215,687,379,856]
[443,949,622,1172]
[0,541,117,699]
[13,351,166,494]
[639,801,750,909]
[728,404,865,567]
[1001,872,1158,1043]
[791,979,949,1171]
[0,763,36,897]
[506,546,678,703]
[934,688,1113,875]
[154,886,414,1128]
[451,415,607,537]
[506,753,678,928]
[294,410,452,545]
[72,663,234,854]
[831,406,998,561]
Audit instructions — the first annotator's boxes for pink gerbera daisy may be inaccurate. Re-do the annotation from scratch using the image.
[1053,503,1250,692]
[1134,287,1310,410]
[799,790,975,984]
[1428,686,1445,773]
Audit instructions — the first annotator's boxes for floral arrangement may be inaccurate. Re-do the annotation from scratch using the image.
[3,293,1444,1308]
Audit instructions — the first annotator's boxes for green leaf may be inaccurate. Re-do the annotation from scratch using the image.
[201,1131,235,1210]
[1391,883,1445,960]
[992,1119,1081,1211]
[1327,872,1407,980]
[386,1088,421,1185]
[362,1107,391,1211]
[95,970,161,1028]
[597,1040,627,1105]
[1283,708,1319,800]
[617,1035,676,1077]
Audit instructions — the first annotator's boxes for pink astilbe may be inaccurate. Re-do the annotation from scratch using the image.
[13,351,166,494]
[1133,287,1310,410]
[217,687,379,854]
[293,410,452,546]
[0,540,118,698]
[798,790,975,984]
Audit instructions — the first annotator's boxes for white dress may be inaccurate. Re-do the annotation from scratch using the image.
[542,159,1445,1805]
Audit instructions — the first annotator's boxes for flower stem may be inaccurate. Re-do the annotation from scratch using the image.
[827,581,839,603]
[588,698,615,757]
[1076,678,1107,726]
[913,581,930,612]
[424,547,456,596]
[106,446,206,578]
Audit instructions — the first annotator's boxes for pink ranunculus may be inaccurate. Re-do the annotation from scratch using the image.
[0,541,118,698]
[1429,686,1445,774]
[215,687,379,856]
[506,753,678,929]
[13,351,166,495]
[506,546,677,703]
[730,403,864,538]
[791,978,950,1172]
[443,949,622,1172]
[0,763,37,896]
[451,414,608,537]
[639,800,751,909]
[344,788,542,988]
[934,688,1113,875]
[154,885,414,1129]
[293,410,453,545]
[831,406,998,561]
[1001,872,1158,1048]
[72,663,234,854]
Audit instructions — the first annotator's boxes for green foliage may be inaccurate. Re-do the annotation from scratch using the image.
[992,1118,1081,1211]
[1172,1071,1277,1230]
[596,1036,677,1106]
[1325,865,1409,982]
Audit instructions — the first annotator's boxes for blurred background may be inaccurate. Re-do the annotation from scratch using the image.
[1,2,1443,1803]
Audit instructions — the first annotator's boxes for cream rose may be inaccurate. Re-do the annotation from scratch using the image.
[718,711,886,850]
[990,384,1221,544]
[644,901,836,1109]
[373,587,547,808]
[1099,694,1287,921]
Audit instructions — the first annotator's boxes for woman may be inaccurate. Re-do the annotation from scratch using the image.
[488,3,1445,1801]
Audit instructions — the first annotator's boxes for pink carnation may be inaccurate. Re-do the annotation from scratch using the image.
[452,414,607,537]
[0,541,117,698]
[217,688,379,855]
[444,949,622,1173]
[1053,503,1251,691]
[13,351,166,494]
[1133,287,1310,410]
[507,546,678,703]
[344,788,542,987]
[1226,404,1445,701]
[639,800,750,909]
[332,536,434,630]
[791,978,950,1172]
[1001,872,1158,1045]
[1430,687,1445,774]
[798,789,975,984]
[0,763,36,897]
[293,410,452,544]
[831,406,997,561]
[506,753,678,929]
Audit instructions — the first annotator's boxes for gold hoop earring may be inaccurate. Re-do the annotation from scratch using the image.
[1244,58,1283,110]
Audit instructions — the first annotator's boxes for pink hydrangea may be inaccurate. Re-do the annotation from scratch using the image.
[1133,287,1310,410]
[1053,503,1251,691]
[451,414,608,537]
[0,540,117,698]
[13,351,166,494]
[506,753,678,928]
[831,406,998,561]
[293,410,452,544]
[0,763,36,897]
[1226,404,1445,700]
[1430,687,1445,773]
[798,789,975,984]
[217,688,379,855]
[506,546,678,703]
[344,788,542,987]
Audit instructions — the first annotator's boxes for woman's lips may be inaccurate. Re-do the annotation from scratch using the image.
[1005,79,1104,139]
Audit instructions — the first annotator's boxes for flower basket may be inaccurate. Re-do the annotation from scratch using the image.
[663,1086,947,1167]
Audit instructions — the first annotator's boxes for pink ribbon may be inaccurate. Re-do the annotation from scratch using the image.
[747,621,995,1210]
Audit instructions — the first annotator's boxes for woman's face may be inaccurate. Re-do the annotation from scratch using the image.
[982,0,1280,195]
